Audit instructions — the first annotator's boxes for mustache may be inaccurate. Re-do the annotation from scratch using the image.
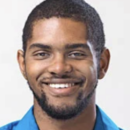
[38,74,85,82]
[42,75,76,79]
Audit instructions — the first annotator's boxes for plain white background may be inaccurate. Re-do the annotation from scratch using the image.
[0,0,129,129]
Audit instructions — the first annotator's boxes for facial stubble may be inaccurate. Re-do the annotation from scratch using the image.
[28,81,97,120]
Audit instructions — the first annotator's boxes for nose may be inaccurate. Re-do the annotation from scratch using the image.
[47,56,73,76]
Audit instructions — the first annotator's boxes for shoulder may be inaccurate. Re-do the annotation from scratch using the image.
[0,106,37,130]
[97,106,124,130]
[0,121,19,130]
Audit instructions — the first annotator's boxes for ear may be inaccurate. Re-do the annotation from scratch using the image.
[98,48,110,79]
[17,50,27,80]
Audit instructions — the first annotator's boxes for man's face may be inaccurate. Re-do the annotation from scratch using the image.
[18,17,100,120]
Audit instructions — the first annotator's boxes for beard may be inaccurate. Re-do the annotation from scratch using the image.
[28,82,97,120]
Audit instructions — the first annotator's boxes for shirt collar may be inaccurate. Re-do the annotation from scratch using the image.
[14,106,120,130]
[14,106,39,130]
[94,106,120,130]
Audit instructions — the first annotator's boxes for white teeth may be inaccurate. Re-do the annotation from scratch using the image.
[49,83,74,89]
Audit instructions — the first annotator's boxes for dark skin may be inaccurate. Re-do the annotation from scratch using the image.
[17,17,110,130]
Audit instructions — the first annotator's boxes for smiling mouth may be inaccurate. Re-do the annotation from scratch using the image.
[43,83,80,89]
[41,81,83,96]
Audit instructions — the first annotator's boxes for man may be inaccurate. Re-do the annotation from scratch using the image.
[0,0,123,130]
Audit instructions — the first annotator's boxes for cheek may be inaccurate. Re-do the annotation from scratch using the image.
[25,61,49,81]
[75,61,97,88]
[89,66,98,85]
[74,60,97,77]
[82,65,97,81]
[82,65,97,97]
[25,61,49,95]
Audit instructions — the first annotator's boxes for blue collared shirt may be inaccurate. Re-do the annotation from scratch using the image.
[0,106,123,130]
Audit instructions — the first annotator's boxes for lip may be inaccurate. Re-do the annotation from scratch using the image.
[42,82,82,96]
[41,78,83,84]
[42,80,82,97]
[40,78,84,96]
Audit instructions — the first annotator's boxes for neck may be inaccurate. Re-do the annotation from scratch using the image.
[33,94,96,130]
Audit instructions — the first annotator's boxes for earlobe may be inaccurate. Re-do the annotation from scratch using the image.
[17,50,27,80]
[98,48,110,79]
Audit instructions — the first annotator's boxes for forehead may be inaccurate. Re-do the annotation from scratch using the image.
[27,17,88,47]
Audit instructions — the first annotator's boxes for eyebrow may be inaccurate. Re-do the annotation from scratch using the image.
[29,43,90,50]
[29,43,51,50]
[65,43,90,50]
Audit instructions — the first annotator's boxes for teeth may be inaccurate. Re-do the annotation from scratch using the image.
[49,83,75,89]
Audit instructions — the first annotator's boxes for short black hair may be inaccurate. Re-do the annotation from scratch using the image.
[22,0,105,57]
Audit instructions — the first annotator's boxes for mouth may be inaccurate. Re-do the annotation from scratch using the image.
[43,82,80,89]
[41,81,83,96]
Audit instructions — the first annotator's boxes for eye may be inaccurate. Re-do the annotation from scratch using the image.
[70,53,84,57]
[33,52,50,59]
[68,52,87,59]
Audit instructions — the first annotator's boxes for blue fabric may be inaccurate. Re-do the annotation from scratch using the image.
[0,106,123,130]
[94,106,123,130]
